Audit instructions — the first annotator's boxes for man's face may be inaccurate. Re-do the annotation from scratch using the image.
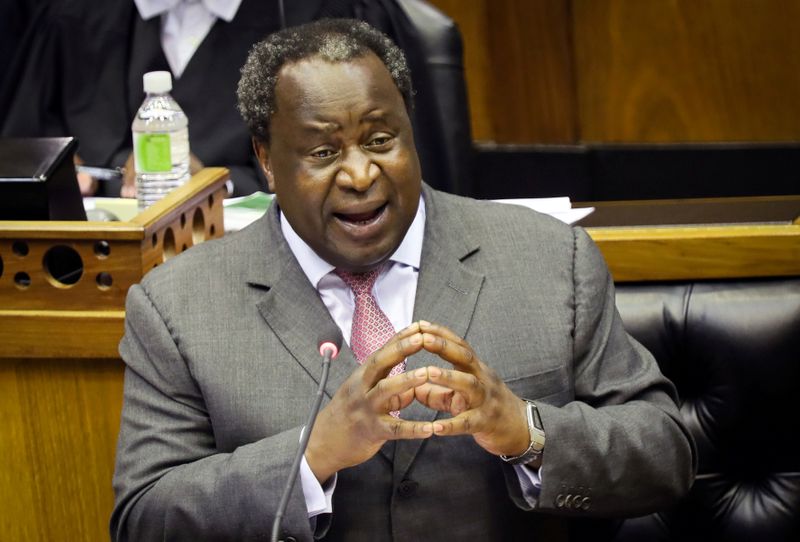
[255,53,422,273]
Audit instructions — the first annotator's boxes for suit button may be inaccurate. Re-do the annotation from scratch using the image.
[283,537,297,542]
[581,497,591,511]
[555,494,565,508]
[564,494,574,508]
[397,480,419,497]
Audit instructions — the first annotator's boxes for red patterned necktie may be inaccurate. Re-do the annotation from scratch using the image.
[336,266,406,416]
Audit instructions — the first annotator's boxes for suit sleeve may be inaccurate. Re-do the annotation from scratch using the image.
[110,284,314,541]
[510,227,697,516]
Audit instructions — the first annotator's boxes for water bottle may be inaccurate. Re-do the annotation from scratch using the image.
[132,71,190,210]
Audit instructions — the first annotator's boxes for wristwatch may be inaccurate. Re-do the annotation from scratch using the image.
[500,400,546,465]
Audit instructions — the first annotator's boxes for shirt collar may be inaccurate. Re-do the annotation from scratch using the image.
[134,0,241,22]
[281,196,426,290]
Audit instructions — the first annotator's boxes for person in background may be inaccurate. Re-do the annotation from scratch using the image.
[0,0,472,199]
[111,19,695,541]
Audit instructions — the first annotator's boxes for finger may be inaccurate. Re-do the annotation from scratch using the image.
[361,332,423,385]
[394,321,422,341]
[432,411,484,437]
[366,367,429,410]
[425,366,485,406]
[414,382,453,411]
[414,383,471,415]
[419,325,478,372]
[389,388,416,412]
[377,417,434,441]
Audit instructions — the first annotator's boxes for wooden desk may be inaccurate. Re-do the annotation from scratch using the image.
[0,169,228,541]
[578,196,800,281]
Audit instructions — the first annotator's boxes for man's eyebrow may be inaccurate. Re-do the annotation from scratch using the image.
[361,109,389,123]
[300,121,340,134]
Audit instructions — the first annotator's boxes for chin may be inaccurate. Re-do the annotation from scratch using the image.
[340,253,392,273]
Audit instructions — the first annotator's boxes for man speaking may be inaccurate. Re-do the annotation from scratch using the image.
[111,19,695,541]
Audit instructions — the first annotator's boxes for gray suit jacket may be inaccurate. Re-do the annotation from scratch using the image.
[111,186,695,541]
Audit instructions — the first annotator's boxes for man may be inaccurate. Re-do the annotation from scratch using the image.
[111,19,695,541]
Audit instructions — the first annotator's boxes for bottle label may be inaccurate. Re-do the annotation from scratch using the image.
[135,133,172,172]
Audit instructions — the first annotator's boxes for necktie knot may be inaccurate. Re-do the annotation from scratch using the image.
[335,268,381,296]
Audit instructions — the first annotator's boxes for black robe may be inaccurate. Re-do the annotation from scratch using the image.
[0,0,473,197]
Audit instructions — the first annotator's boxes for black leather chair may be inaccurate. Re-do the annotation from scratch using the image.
[610,278,800,541]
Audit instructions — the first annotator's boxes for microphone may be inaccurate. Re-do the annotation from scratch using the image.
[271,325,343,542]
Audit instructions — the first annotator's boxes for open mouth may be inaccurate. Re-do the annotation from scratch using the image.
[334,203,387,225]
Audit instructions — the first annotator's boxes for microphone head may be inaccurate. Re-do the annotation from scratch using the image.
[318,326,343,359]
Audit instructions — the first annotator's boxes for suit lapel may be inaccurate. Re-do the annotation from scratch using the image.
[245,204,391,461]
[394,187,485,481]
[245,205,358,405]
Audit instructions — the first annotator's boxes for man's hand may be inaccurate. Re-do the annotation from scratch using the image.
[120,153,136,198]
[74,154,98,196]
[304,323,435,484]
[414,321,532,460]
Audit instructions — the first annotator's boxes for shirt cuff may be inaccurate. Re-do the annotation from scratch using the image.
[300,454,337,518]
[512,463,543,508]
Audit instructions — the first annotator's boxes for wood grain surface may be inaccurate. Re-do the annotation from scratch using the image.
[429,0,800,143]
[0,358,124,542]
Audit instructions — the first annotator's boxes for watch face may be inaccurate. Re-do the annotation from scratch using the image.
[527,402,545,453]
[528,401,544,430]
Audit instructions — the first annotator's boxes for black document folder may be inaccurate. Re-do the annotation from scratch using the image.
[0,137,86,220]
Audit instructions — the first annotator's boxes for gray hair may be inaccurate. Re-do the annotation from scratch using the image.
[237,18,414,144]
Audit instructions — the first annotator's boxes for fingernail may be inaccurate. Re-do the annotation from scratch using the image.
[433,422,444,433]
[423,333,435,343]
[419,320,431,327]
[428,367,441,377]
[409,334,422,345]
[422,423,433,434]
[414,368,427,378]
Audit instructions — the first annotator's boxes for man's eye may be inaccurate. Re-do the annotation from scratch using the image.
[311,149,336,159]
[366,136,392,148]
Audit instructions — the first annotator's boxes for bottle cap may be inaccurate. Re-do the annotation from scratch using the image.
[143,71,173,94]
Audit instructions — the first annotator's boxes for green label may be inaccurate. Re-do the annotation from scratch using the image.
[135,133,172,172]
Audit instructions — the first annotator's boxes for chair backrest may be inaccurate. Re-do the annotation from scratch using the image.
[612,279,800,541]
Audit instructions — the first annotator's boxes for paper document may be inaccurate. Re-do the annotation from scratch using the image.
[223,192,274,232]
[83,197,139,221]
[491,197,594,225]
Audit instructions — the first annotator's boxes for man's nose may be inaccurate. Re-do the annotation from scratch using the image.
[335,148,380,191]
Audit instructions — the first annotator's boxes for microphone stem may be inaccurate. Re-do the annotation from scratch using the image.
[271,349,333,542]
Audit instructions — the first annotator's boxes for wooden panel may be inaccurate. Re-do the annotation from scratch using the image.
[573,0,800,142]
[429,0,577,143]
[0,358,124,542]
[0,310,125,359]
[589,224,800,282]
[136,170,227,275]
[0,237,144,311]
[0,168,229,311]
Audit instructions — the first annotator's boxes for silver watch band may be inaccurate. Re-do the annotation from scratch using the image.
[500,400,545,465]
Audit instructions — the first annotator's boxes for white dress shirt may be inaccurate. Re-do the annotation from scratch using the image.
[134,0,243,78]
[280,195,541,517]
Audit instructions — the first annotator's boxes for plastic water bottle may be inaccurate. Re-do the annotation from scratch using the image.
[132,71,190,210]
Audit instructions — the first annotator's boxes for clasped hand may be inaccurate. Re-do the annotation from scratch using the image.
[305,321,531,483]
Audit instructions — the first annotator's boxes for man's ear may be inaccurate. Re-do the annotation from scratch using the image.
[252,138,275,192]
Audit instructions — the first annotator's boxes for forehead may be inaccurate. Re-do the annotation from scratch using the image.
[272,53,405,121]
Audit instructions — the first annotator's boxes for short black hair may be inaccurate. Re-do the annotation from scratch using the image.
[237,18,414,144]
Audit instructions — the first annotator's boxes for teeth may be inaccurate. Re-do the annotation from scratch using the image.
[339,206,382,224]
